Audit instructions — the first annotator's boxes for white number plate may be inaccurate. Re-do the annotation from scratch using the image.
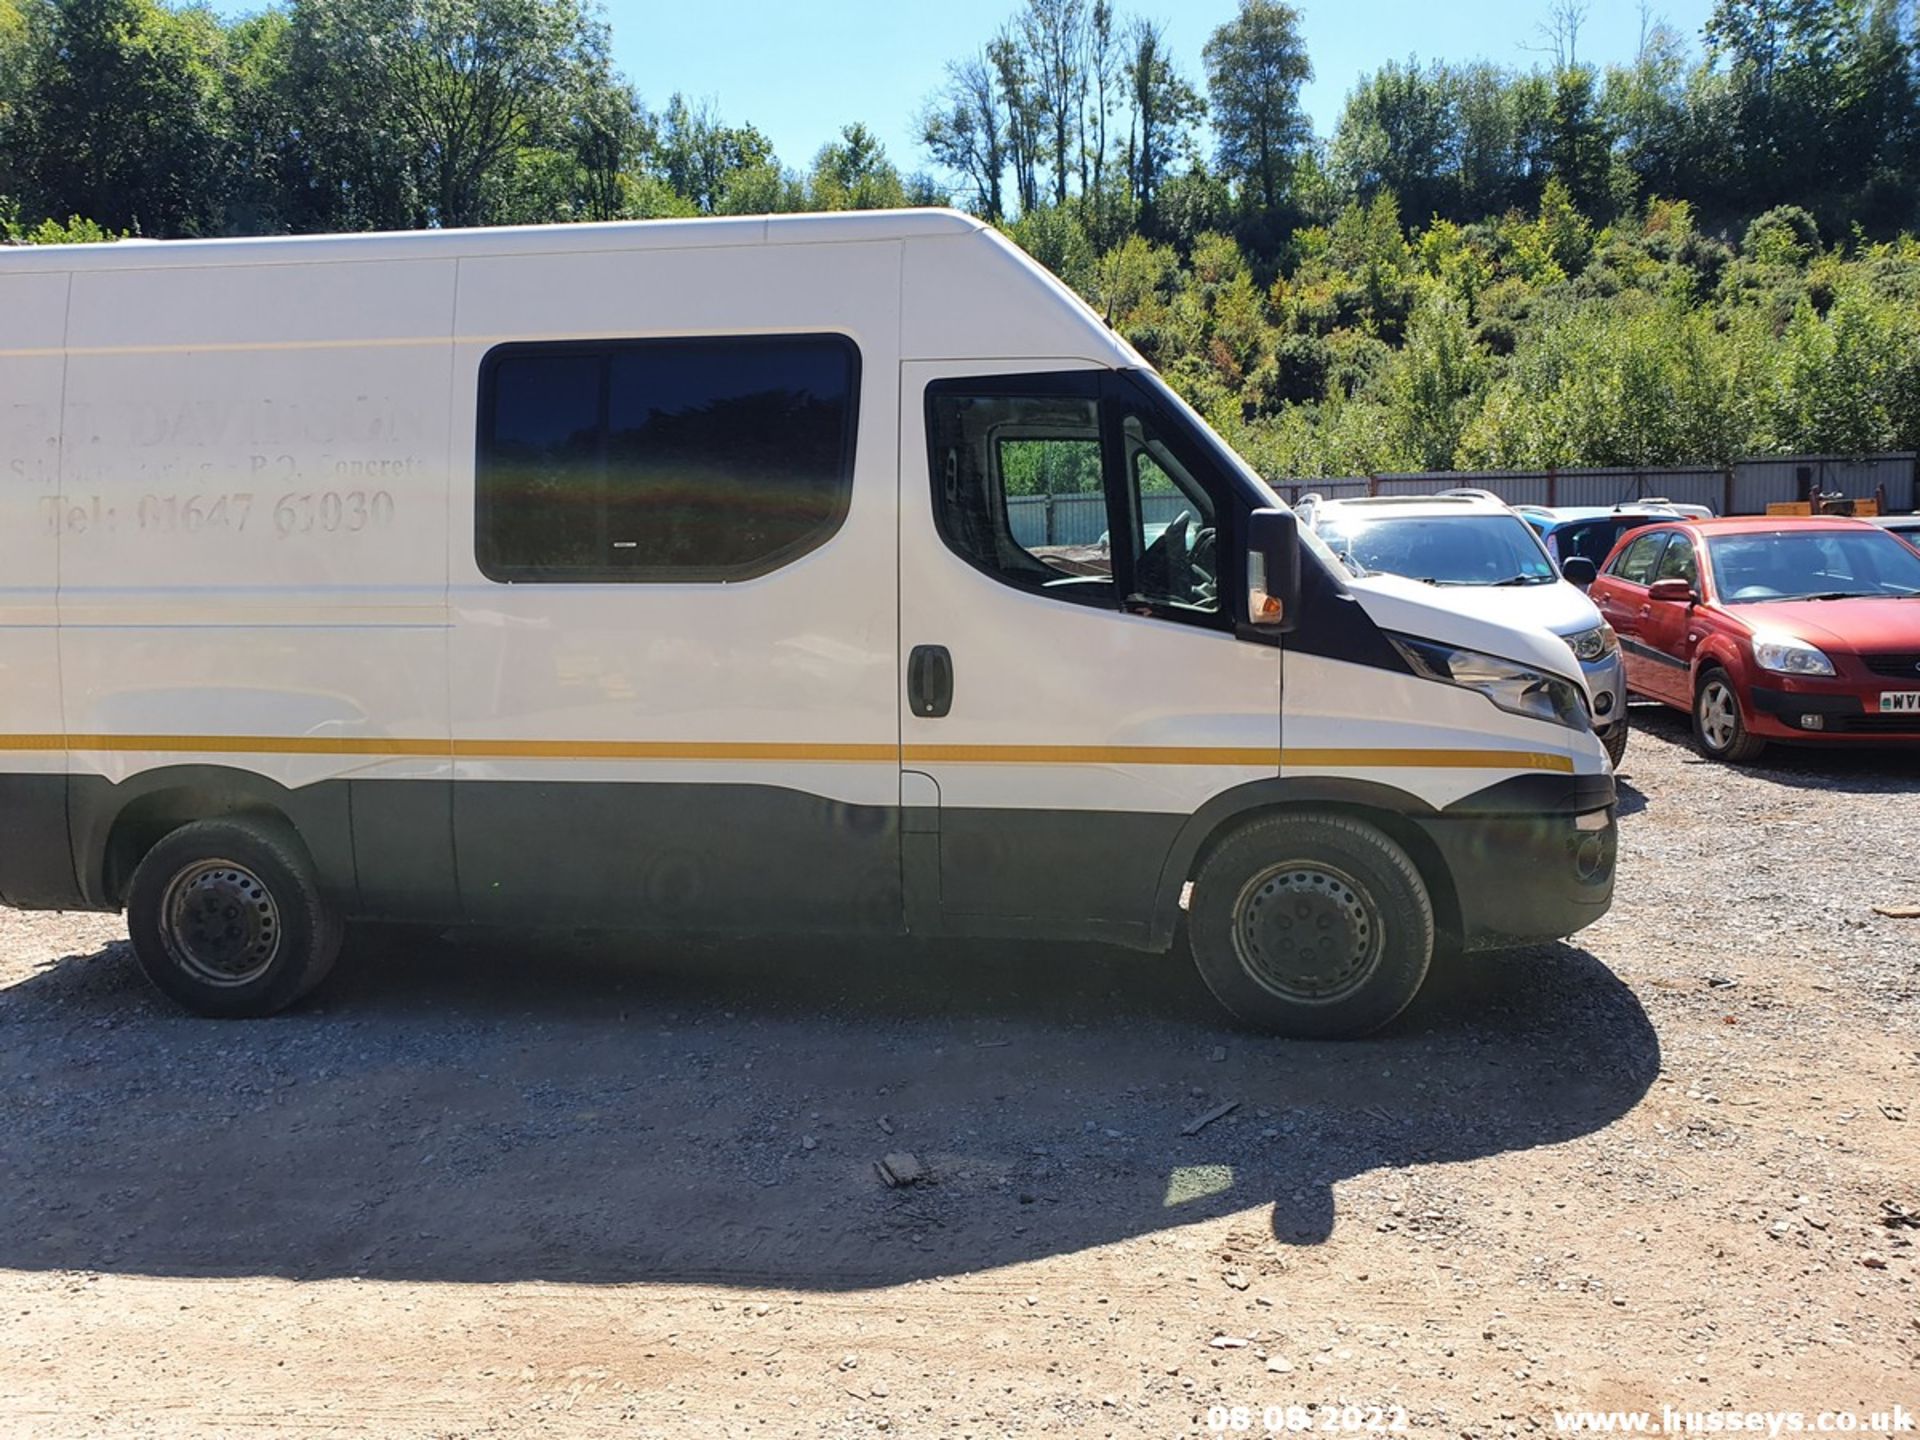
[1878,691,1920,713]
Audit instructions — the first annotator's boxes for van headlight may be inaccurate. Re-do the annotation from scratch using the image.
[1391,635,1591,732]
[1565,623,1618,663]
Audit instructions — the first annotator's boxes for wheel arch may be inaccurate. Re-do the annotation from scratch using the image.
[73,766,354,910]
[1692,637,1747,696]
[1148,778,1463,953]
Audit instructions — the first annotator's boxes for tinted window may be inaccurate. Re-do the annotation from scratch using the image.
[478,335,859,581]
[1610,530,1671,585]
[1548,518,1636,568]
[927,383,1115,605]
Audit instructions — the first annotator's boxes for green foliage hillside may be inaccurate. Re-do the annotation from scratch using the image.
[1080,191,1920,477]
[3,0,1917,474]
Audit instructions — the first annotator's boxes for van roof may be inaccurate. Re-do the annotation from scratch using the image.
[0,207,991,274]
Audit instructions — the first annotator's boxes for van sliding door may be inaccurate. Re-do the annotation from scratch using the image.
[446,244,905,931]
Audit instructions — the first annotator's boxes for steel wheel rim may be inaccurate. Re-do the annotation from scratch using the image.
[160,859,282,987]
[1230,860,1384,1006]
[1699,681,1738,751]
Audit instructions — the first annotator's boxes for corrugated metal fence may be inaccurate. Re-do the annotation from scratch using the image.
[1008,491,1195,548]
[1275,453,1917,514]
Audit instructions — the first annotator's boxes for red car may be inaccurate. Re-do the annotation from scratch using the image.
[1586,516,1920,762]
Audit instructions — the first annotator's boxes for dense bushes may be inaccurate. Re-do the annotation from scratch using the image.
[1073,190,1920,478]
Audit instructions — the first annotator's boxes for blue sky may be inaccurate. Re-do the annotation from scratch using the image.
[200,0,1721,175]
[610,0,1718,174]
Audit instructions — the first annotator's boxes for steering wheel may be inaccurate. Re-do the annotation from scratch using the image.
[1137,512,1218,606]
[1191,522,1217,581]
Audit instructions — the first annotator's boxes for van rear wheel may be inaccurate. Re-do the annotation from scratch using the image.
[1186,813,1434,1038]
[126,818,342,1018]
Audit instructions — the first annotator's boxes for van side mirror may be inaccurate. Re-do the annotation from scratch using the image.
[1647,577,1696,604]
[1560,556,1597,590]
[1247,508,1301,632]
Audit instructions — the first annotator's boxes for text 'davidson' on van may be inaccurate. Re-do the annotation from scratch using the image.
[0,210,1616,1037]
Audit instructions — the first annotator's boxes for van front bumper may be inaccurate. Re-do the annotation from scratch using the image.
[1413,772,1617,951]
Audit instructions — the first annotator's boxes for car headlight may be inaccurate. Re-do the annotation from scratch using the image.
[1565,623,1618,663]
[1751,633,1835,676]
[1390,635,1592,731]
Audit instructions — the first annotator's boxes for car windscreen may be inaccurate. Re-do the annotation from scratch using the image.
[1319,513,1558,585]
[1707,529,1920,602]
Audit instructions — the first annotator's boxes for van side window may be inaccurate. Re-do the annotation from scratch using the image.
[926,384,1115,606]
[477,335,859,582]
[1610,530,1670,586]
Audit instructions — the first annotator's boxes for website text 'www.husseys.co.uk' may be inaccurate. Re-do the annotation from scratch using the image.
[1555,1408,1915,1436]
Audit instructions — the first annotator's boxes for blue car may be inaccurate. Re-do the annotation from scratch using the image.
[1518,501,1715,573]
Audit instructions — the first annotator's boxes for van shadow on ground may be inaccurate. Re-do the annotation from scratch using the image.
[0,924,1658,1289]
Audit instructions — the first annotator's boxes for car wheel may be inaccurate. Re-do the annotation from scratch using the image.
[1692,668,1766,764]
[1601,717,1629,767]
[1186,813,1434,1039]
[126,818,343,1018]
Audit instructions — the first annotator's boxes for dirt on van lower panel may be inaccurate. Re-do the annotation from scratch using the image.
[1,706,1916,1439]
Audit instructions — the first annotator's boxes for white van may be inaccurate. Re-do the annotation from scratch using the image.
[0,209,1615,1037]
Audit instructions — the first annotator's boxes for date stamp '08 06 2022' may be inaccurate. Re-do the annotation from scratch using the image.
[1206,1404,1412,1434]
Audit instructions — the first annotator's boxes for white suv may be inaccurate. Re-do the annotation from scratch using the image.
[1301,492,1629,766]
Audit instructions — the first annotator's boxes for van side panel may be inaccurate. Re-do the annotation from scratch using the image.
[0,273,78,907]
[52,258,457,904]
[445,241,904,928]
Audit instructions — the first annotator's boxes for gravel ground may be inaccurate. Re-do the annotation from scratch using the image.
[1,706,1916,1438]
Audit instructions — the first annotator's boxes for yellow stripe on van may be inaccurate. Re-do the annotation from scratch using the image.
[1283,747,1573,774]
[0,733,1572,773]
[902,743,1278,767]
[451,739,897,763]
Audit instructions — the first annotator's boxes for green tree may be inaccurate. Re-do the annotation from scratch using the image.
[653,94,778,216]
[1123,17,1203,237]
[1545,64,1614,218]
[1202,0,1312,215]
[921,51,1008,220]
[12,0,229,235]
[1020,0,1087,206]
[0,0,30,203]
[989,25,1044,214]
[1376,291,1484,469]
[1329,59,1452,222]
[219,9,296,232]
[807,122,909,210]
[284,0,613,230]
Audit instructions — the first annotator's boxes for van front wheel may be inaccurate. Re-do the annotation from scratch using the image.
[1186,814,1434,1038]
[126,818,342,1018]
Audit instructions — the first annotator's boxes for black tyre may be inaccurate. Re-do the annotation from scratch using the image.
[1692,667,1766,764]
[1186,813,1434,1039]
[1600,716,1629,768]
[126,818,342,1018]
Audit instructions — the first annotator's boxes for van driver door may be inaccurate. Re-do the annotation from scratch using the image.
[896,361,1280,942]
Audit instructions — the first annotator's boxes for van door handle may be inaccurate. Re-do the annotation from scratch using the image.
[908,645,953,718]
